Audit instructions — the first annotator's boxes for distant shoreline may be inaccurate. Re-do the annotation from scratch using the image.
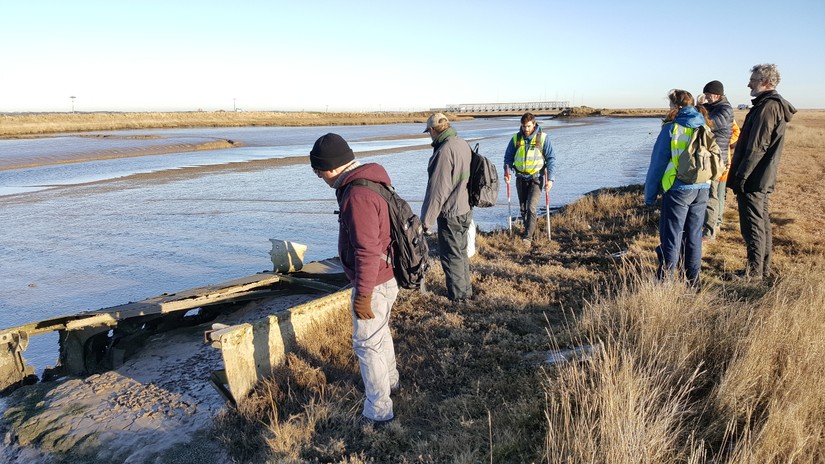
[0,109,673,139]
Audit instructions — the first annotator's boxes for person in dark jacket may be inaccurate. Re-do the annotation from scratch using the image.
[699,80,734,240]
[644,89,710,287]
[421,113,473,302]
[728,64,797,280]
[310,133,399,428]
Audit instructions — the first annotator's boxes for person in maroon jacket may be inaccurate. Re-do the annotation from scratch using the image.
[310,133,399,429]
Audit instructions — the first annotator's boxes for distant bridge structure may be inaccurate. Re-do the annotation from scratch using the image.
[445,101,570,113]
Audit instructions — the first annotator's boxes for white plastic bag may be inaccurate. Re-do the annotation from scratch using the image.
[467,220,476,258]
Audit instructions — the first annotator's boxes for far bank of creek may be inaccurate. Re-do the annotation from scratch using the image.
[0,116,660,370]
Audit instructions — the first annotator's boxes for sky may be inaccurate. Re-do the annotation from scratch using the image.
[2,0,824,113]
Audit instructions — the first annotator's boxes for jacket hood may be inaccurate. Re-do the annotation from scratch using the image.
[673,106,705,128]
[754,90,797,123]
[339,162,392,189]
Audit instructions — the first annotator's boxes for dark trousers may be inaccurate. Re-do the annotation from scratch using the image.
[516,176,542,240]
[657,188,708,286]
[736,191,772,278]
[437,211,473,301]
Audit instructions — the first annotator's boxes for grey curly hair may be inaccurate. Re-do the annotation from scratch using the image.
[751,63,781,88]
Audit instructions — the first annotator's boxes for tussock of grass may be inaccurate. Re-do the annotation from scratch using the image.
[544,259,825,463]
[715,263,825,462]
[545,273,737,462]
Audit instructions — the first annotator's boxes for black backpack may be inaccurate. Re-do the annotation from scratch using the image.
[345,179,429,290]
[467,143,499,208]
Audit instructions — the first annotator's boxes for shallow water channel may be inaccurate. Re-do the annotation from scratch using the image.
[0,116,659,370]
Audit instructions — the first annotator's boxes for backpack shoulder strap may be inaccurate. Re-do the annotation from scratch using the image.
[346,178,393,203]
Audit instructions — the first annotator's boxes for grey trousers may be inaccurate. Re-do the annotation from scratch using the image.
[703,180,727,238]
[351,278,399,421]
[736,191,772,278]
[437,211,473,301]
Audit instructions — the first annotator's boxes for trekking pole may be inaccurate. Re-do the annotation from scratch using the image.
[544,169,551,242]
[506,171,513,235]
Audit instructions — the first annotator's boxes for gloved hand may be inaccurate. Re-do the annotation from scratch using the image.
[353,293,375,320]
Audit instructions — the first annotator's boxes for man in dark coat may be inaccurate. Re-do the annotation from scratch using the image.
[729,64,797,280]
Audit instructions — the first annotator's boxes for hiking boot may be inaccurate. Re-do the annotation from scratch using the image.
[360,415,394,431]
[724,269,762,282]
[449,293,473,303]
[521,238,532,247]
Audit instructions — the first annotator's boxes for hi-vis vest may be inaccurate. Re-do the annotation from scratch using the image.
[513,131,547,175]
[661,124,694,192]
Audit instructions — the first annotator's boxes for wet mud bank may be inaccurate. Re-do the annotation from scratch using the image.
[0,138,240,171]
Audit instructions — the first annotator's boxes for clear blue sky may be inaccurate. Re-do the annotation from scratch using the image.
[2,0,823,112]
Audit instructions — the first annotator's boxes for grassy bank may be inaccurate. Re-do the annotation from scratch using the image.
[213,110,825,463]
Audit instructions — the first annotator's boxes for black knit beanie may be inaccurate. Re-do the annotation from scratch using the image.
[702,80,724,96]
[309,133,355,171]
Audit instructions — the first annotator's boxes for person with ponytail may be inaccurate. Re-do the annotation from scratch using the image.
[644,89,711,287]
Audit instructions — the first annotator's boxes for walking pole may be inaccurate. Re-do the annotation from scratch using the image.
[544,169,551,242]
[506,169,513,235]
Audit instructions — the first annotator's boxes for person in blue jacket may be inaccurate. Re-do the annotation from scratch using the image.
[644,89,711,286]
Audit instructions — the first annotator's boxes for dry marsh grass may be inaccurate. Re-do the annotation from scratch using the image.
[543,111,825,463]
[210,110,825,463]
[546,257,825,463]
[715,265,825,463]
[785,124,825,148]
